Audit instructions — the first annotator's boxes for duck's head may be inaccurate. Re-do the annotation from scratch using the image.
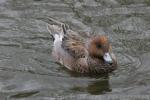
[88,35,116,64]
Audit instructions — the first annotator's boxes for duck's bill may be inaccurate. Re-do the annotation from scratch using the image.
[103,53,113,63]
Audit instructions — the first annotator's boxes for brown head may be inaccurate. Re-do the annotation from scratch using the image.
[88,35,116,64]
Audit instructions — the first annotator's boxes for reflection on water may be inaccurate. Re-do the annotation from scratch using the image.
[71,79,111,95]
[0,0,150,99]
[86,79,111,95]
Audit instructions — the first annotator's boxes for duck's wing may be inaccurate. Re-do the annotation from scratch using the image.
[47,18,88,59]
[62,30,88,59]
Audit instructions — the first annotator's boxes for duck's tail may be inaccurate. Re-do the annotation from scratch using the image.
[47,17,69,41]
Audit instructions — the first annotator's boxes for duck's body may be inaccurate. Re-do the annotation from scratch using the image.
[47,19,117,74]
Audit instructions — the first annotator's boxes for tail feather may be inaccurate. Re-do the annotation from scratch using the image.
[47,18,69,41]
[62,24,67,34]
[47,24,67,43]
[47,17,64,26]
[47,17,69,29]
[47,24,55,41]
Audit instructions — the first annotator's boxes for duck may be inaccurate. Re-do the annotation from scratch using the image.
[47,18,117,74]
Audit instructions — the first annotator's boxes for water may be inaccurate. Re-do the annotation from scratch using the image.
[0,0,150,99]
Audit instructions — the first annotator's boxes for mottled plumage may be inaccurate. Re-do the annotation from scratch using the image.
[62,31,88,58]
[47,18,117,74]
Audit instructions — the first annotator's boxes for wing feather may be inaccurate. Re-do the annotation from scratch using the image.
[62,30,88,59]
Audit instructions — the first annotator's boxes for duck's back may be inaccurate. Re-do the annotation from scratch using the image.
[49,24,88,71]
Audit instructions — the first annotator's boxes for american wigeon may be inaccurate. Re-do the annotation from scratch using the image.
[47,18,117,74]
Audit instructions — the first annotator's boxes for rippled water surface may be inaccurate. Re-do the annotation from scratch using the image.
[0,0,150,99]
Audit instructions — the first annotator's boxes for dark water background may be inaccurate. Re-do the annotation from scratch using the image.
[0,0,150,99]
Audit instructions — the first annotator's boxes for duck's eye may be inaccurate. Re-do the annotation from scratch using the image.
[96,44,102,48]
